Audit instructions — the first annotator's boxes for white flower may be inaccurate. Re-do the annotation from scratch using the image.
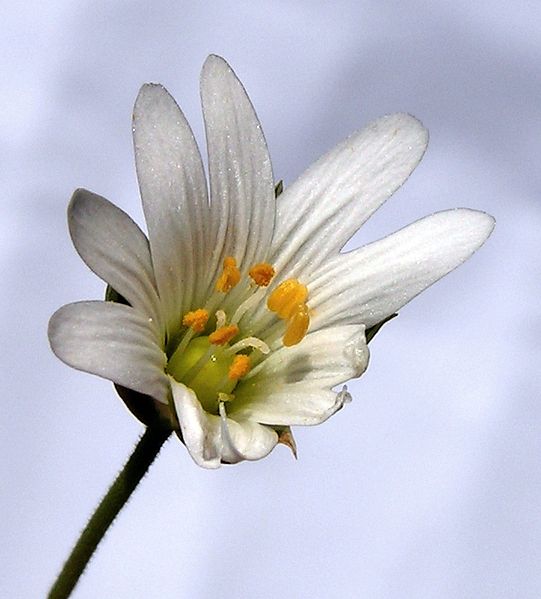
[48,55,494,469]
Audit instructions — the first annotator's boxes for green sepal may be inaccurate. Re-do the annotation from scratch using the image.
[365,313,397,344]
[104,284,129,305]
[274,180,283,198]
[113,384,166,428]
[273,425,297,459]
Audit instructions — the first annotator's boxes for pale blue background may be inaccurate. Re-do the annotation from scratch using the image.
[2,2,540,598]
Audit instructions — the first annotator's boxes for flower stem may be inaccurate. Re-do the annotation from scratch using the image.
[48,424,171,599]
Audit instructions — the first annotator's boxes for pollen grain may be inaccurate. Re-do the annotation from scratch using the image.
[209,324,239,346]
[282,303,310,347]
[249,262,275,287]
[182,308,209,332]
[267,279,308,320]
[228,354,251,380]
[215,256,241,293]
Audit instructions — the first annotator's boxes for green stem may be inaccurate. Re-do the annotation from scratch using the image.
[48,425,171,599]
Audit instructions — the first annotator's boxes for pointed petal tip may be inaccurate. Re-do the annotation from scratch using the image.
[68,188,85,215]
[200,55,240,93]
[137,82,168,94]
[69,186,104,208]
[67,187,103,219]
[201,54,230,76]
[133,83,175,118]
[70,187,91,201]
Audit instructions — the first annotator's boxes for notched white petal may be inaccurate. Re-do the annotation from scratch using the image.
[270,113,429,280]
[170,378,278,468]
[309,208,495,330]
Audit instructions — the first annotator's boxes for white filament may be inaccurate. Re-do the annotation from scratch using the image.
[227,336,270,355]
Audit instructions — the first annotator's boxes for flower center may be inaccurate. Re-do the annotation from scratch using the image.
[166,256,310,413]
[167,336,236,412]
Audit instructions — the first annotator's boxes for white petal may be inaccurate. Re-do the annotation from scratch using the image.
[200,55,275,290]
[229,326,368,425]
[48,301,169,403]
[170,378,278,468]
[219,403,278,464]
[68,189,163,335]
[269,113,428,280]
[308,209,495,330]
[170,378,222,469]
[133,84,209,334]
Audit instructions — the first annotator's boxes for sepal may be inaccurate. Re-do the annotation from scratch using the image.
[365,313,397,344]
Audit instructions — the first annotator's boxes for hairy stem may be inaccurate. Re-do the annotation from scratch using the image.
[48,424,171,599]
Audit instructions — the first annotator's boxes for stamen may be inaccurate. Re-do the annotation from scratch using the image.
[215,309,227,329]
[227,336,271,355]
[182,308,209,332]
[249,262,275,287]
[267,279,308,320]
[215,256,241,293]
[172,329,195,361]
[231,286,266,325]
[282,303,310,347]
[228,354,251,380]
[240,359,265,381]
[209,324,239,346]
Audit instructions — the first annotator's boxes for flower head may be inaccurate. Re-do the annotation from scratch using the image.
[48,55,494,468]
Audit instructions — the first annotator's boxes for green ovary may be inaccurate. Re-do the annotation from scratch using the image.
[167,336,235,414]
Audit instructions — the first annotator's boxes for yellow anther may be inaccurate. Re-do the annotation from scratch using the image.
[182,308,209,332]
[282,303,310,347]
[215,256,241,292]
[267,279,309,320]
[228,354,251,380]
[249,262,275,287]
[209,324,239,346]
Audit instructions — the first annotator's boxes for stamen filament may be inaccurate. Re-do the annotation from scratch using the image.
[215,309,227,329]
[231,286,266,325]
[226,336,271,355]
[259,319,289,348]
[240,359,266,381]
[170,328,196,364]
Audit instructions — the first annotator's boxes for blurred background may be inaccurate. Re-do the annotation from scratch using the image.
[2,1,540,597]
